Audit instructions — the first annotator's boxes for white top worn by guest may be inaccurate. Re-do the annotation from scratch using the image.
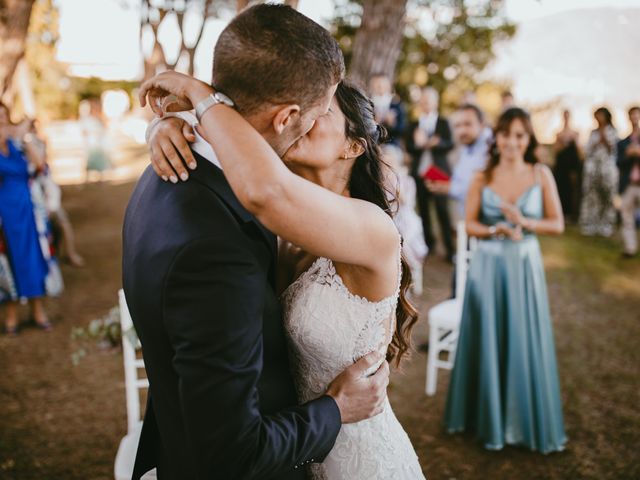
[418,111,438,137]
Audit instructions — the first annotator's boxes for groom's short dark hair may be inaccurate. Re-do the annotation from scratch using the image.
[212,4,344,115]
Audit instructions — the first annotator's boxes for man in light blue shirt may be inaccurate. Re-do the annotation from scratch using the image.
[427,103,492,218]
[423,103,492,304]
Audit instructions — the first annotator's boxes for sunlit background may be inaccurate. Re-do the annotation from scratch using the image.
[5,0,640,183]
[56,0,640,131]
[4,0,638,184]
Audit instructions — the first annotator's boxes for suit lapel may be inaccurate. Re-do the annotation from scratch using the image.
[189,151,278,265]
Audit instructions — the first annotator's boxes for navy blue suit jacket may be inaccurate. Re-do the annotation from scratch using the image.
[122,154,341,480]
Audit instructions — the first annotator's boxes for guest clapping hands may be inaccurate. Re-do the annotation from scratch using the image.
[0,103,52,335]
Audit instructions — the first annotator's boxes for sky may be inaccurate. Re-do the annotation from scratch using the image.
[56,0,640,82]
[503,0,640,21]
[490,0,640,139]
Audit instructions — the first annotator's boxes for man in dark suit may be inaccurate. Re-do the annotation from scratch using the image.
[122,6,389,480]
[406,87,455,262]
[368,73,406,146]
[618,105,640,258]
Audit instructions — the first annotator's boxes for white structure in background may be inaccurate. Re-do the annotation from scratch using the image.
[102,90,131,120]
[114,289,156,480]
[425,221,476,396]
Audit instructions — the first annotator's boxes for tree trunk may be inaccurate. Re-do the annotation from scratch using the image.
[237,0,249,12]
[0,0,36,97]
[15,58,36,116]
[348,0,407,87]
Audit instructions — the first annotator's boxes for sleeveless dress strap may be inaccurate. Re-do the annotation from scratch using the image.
[534,163,542,185]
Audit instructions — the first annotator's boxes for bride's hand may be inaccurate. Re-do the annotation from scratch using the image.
[139,71,213,117]
[149,116,197,183]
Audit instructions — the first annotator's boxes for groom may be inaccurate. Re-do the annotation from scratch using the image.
[123,5,389,480]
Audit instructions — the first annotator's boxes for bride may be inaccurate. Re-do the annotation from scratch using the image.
[139,71,426,479]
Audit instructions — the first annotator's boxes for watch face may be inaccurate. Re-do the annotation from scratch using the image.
[215,92,234,107]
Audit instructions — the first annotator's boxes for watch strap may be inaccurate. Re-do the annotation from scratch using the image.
[195,92,235,122]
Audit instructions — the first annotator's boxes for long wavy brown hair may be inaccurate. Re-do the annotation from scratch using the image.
[335,81,419,367]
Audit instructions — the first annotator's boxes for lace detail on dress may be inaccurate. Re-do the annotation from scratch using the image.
[281,239,425,480]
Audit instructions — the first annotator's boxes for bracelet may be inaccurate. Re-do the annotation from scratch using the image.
[522,218,535,232]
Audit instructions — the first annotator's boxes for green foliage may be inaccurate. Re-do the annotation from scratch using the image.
[24,0,138,119]
[23,0,74,119]
[71,76,138,107]
[70,306,138,366]
[332,0,516,110]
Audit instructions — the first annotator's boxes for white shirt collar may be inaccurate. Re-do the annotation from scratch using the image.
[419,111,438,135]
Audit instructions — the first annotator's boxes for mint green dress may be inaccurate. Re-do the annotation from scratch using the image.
[444,182,567,453]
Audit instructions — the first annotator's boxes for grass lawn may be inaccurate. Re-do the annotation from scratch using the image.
[394,226,640,479]
[0,181,638,479]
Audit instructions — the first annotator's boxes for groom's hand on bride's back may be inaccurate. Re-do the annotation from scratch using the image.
[325,351,390,424]
[148,116,197,183]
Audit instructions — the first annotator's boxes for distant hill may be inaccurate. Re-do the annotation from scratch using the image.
[488,7,640,139]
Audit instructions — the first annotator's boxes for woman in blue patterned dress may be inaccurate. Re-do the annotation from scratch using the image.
[445,108,567,453]
[0,103,51,335]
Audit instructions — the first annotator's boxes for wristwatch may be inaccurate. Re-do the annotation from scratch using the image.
[195,92,235,122]
[487,225,497,237]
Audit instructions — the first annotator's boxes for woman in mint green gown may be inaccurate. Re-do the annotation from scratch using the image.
[445,108,567,453]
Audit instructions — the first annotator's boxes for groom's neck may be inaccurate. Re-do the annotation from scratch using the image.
[243,108,289,158]
[243,110,272,136]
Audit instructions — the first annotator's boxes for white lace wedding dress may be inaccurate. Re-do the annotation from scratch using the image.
[282,253,426,480]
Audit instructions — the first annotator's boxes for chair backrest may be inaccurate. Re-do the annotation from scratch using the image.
[454,220,477,301]
[118,289,149,435]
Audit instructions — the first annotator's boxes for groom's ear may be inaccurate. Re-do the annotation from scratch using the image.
[272,104,301,135]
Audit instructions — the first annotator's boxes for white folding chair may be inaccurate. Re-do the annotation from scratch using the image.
[114,289,156,480]
[425,221,476,396]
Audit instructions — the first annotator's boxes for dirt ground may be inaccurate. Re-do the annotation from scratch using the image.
[0,178,638,480]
